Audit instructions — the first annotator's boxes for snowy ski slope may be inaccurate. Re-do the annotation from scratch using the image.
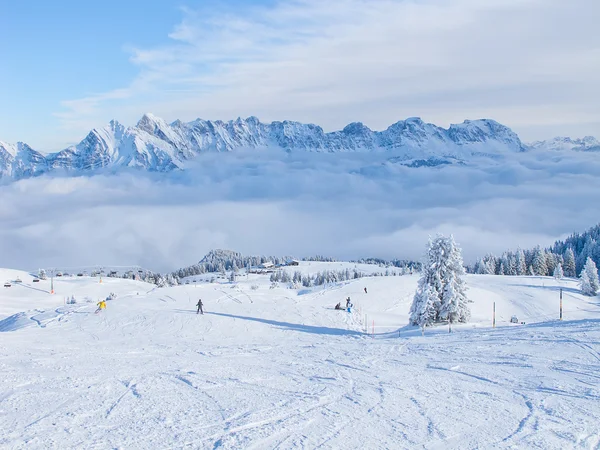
[1,263,599,449]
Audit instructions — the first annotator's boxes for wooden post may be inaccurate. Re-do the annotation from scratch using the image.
[560,288,563,321]
[493,301,496,328]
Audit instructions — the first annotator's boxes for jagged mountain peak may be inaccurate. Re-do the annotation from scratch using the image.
[342,122,372,134]
[136,113,170,133]
[2,113,594,181]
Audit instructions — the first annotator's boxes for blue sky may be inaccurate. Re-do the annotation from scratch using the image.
[1,0,599,151]
[0,0,190,147]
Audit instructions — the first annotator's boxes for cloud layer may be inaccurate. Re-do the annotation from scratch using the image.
[49,0,600,150]
[1,149,599,272]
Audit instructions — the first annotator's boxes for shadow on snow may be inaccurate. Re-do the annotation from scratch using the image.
[206,311,364,336]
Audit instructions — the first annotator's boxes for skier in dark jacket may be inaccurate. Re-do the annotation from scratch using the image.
[196,299,204,315]
[364,287,367,294]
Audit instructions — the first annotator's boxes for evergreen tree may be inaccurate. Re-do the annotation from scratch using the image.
[563,248,576,278]
[553,263,563,280]
[580,257,599,296]
[474,259,486,274]
[532,246,548,276]
[506,253,517,276]
[516,249,527,275]
[409,235,470,327]
[409,284,439,327]
[545,251,556,275]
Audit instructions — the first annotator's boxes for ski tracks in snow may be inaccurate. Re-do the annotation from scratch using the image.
[105,379,141,418]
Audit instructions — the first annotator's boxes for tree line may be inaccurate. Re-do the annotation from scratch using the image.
[269,266,412,288]
[467,223,600,279]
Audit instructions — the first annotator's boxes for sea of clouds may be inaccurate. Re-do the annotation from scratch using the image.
[1,148,599,272]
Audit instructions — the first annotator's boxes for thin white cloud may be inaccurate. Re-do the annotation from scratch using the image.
[51,0,600,149]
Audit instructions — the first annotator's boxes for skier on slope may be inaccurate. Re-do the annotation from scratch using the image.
[196,299,204,315]
[346,297,351,308]
[364,287,367,294]
[96,300,106,314]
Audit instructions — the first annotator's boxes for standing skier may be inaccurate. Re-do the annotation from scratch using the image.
[364,287,367,294]
[346,297,351,308]
[196,299,204,315]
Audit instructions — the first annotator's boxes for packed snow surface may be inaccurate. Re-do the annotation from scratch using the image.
[1,263,599,449]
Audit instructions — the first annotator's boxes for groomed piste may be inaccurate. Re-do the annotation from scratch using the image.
[1,262,599,449]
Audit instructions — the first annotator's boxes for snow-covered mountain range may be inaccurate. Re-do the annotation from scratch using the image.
[0,114,596,180]
[527,136,600,152]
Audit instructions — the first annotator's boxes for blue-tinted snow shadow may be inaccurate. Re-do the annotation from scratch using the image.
[521,317,600,330]
[12,283,50,294]
[206,312,363,336]
[173,309,199,314]
[506,283,581,296]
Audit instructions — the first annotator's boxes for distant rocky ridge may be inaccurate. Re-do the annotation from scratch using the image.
[527,136,600,152]
[0,114,596,180]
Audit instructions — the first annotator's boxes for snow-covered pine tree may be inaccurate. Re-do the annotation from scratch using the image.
[553,263,563,280]
[563,248,576,278]
[498,263,505,276]
[485,256,497,275]
[506,253,517,276]
[438,238,470,324]
[576,236,596,275]
[409,235,470,327]
[409,283,440,327]
[475,259,486,274]
[580,257,599,296]
[545,251,556,275]
[516,249,527,275]
[532,246,548,276]
[528,265,535,276]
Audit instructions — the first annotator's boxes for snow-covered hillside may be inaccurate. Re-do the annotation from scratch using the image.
[0,115,530,180]
[1,264,599,448]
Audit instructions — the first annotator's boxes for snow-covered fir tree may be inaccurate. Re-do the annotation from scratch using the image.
[516,249,527,275]
[409,235,470,327]
[563,248,576,277]
[579,257,599,296]
[553,263,563,280]
[532,246,548,276]
[409,284,440,327]
[545,251,557,275]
